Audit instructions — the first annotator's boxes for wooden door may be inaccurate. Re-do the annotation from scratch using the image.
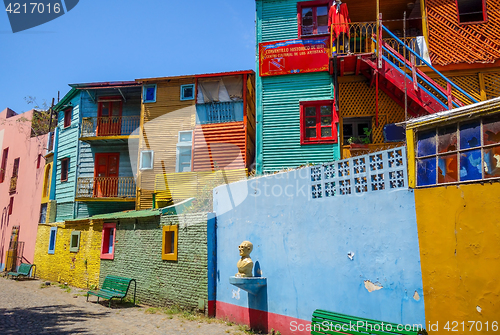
[94,153,120,197]
[97,100,122,136]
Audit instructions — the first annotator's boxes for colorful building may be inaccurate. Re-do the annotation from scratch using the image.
[255,0,499,173]
[135,71,255,209]
[0,108,48,271]
[407,97,500,332]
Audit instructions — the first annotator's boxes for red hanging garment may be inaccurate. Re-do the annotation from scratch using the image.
[328,3,351,39]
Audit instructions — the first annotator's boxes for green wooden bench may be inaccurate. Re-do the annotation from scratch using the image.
[311,309,427,335]
[6,263,36,279]
[87,275,136,308]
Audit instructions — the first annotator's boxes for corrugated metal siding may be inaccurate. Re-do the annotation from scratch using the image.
[261,73,339,172]
[78,144,133,179]
[192,122,246,171]
[76,201,135,219]
[55,202,73,222]
[137,78,196,210]
[55,93,82,205]
[258,0,300,43]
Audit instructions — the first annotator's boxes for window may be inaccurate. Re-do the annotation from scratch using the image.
[42,165,51,198]
[0,148,8,183]
[143,84,157,103]
[64,108,72,128]
[60,158,69,182]
[416,116,500,187]
[97,97,123,136]
[70,231,81,253]
[10,158,19,193]
[176,131,192,172]
[456,0,487,23]
[39,204,47,223]
[140,150,154,170]
[8,197,13,215]
[181,84,195,101]
[300,100,338,144]
[342,117,372,144]
[47,131,54,152]
[162,225,178,261]
[101,223,116,259]
[297,1,331,37]
[48,227,57,254]
[37,154,42,169]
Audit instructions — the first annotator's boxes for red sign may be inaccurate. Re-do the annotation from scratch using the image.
[259,37,330,77]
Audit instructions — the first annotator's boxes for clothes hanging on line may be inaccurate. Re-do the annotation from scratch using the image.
[328,3,351,39]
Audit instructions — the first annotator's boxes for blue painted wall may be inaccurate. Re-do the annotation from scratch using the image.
[256,0,340,173]
[213,170,425,326]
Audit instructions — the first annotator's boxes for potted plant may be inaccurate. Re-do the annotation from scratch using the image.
[348,128,372,149]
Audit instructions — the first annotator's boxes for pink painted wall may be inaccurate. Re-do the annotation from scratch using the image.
[0,108,48,271]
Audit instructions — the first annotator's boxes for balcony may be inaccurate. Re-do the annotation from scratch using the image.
[330,22,426,66]
[196,101,244,124]
[76,177,136,201]
[80,116,140,142]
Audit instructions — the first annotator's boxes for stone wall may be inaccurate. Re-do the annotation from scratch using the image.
[99,213,209,310]
[33,220,102,288]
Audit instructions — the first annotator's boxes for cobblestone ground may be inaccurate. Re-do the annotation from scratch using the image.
[0,276,253,335]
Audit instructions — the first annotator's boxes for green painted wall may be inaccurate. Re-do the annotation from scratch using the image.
[99,213,208,309]
[256,0,340,173]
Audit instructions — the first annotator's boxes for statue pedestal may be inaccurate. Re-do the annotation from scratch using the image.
[229,276,267,295]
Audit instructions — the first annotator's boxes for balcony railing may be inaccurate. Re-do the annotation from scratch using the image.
[81,116,140,138]
[329,22,423,65]
[196,101,244,124]
[76,177,136,199]
[9,176,17,193]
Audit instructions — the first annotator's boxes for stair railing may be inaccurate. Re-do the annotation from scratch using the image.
[379,24,479,107]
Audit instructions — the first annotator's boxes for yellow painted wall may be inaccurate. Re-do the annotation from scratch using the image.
[415,184,500,333]
[33,220,103,288]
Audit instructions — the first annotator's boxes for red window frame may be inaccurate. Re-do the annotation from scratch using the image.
[97,96,123,136]
[300,100,338,145]
[60,158,69,182]
[100,222,116,260]
[63,108,72,128]
[297,0,333,38]
[455,0,488,24]
[0,148,8,183]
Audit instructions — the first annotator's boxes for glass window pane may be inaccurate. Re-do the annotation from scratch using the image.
[306,128,316,138]
[321,116,332,126]
[320,105,332,115]
[357,124,370,138]
[183,86,193,99]
[305,106,316,117]
[484,145,500,179]
[302,8,313,35]
[317,6,328,34]
[101,102,110,116]
[459,122,480,149]
[438,153,458,183]
[460,149,482,181]
[417,130,436,157]
[438,126,457,153]
[483,116,500,145]
[306,118,316,127]
[145,87,155,101]
[321,127,332,138]
[343,123,353,136]
[417,157,437,186]
[111,102,120,116]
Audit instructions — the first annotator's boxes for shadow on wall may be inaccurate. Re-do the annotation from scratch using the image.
[0,304,108,334]
[0,206,11,270]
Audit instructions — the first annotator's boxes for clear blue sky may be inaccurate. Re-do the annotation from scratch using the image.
[0,1,256,113]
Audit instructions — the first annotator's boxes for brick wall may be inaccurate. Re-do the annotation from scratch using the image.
[99,213,208,310]
[33,220,102,288]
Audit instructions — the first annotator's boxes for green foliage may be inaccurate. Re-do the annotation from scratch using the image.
[348,127,372,145]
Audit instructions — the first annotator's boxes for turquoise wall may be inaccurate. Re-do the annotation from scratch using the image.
[256,0,340,173]
[55,91,82,221]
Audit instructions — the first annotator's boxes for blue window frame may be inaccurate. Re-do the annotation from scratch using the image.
[48,227,57,254]
[143,84,157,103]
[180,84,195,101]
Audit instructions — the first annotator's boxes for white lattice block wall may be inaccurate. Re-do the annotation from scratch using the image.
[310,147,408,199]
